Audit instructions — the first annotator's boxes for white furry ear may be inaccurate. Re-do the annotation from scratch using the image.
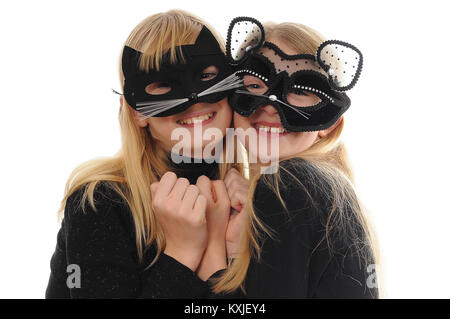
[226,17,265,65]
[316,40,363,91]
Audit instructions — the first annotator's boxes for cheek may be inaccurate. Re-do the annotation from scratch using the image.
[214,99,232,132]
[233,112,251,129]
[280,131,318,157]
[147,118,175,147]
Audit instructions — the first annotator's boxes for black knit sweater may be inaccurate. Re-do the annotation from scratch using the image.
[46,157,378,298]
[244,158,378,298]
[45,156,223,298]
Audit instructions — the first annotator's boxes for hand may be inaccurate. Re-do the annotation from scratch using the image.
[224,168,249,212]
[150,172,207,272]
[224,168,249,259]
[195,176,230,281]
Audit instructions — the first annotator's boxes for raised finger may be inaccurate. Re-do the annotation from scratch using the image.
[157,172,178,197]
[196,175,214,203]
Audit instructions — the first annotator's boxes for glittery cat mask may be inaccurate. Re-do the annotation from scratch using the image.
[120,26,241,118]
[226,17,363,132]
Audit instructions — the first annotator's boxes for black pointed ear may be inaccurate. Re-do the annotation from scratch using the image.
[122,45,142,77]
[226,17,265,65]
[316,40,363,91]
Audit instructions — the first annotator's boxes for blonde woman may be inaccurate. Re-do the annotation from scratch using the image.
[45,10,240,298]
[211,17,380,298]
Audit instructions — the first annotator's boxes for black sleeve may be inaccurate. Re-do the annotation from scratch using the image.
[50,183,211,298]
[243,159,378,299]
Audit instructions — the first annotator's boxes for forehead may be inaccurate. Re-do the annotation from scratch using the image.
[258,45,328,77]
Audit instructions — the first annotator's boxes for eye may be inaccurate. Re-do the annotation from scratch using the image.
[246,84,262,89]
[243,75,268,94]
[200,65,218,81]
[286,89,322,107]
[145,82,171,95]
[292,89,308,96]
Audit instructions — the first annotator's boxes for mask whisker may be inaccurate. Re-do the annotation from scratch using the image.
[112,89,123,95]
[133,72,243,118]
[198,73,243,97]
[136,98,188,109]
[274,99,310,119]
[136,98,189,117]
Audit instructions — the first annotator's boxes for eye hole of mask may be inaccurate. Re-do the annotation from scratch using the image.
[200,65,219,81]
[243,75,268,94]
[286,89,322,107]
[145,82,172,95]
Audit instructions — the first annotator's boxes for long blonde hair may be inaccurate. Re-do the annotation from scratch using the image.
[57,9,235,267]
[212,22,382,298]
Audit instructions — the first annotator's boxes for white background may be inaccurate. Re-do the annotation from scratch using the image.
[1,0,449,298]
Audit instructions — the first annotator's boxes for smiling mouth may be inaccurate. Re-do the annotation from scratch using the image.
[252,123,289,134]
[176,112,216,126]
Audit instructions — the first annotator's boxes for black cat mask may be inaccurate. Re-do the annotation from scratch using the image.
[119,26,240,118]
[226,17,363,132]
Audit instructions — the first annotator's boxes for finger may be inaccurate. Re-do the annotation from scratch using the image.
[212,180,230,206]
[181,185,200,210]
[170,178,190,201]
[196,175,214,203]
[230,191,247,212]
[224,168,244,190]
[228,185,248,211]
[224,170,234,190]
[157,172,178,197]
[228,168,241,180]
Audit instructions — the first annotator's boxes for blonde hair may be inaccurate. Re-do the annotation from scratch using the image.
[57,9,235,268]
[212,22,382,298]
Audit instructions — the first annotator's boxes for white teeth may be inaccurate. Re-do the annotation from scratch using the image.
[178,113,214,125]
[256,125,287,133]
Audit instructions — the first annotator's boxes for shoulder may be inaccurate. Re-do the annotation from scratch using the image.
[253,158,360,234]
[278,158,334,195]
[64,181,133,231]
[276,159,369,254]
[254,158,333,213]
[252,159,327,235]
[66,181,127,210]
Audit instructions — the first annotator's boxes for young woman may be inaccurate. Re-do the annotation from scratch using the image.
[45,10,241,298]
[211,17,381,298]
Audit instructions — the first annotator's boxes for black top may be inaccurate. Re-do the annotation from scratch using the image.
[243,158,378,298]
[46,156,378,298]
[45,155,221,298]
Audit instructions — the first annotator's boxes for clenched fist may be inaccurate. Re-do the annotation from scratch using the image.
[151,172,208,271]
